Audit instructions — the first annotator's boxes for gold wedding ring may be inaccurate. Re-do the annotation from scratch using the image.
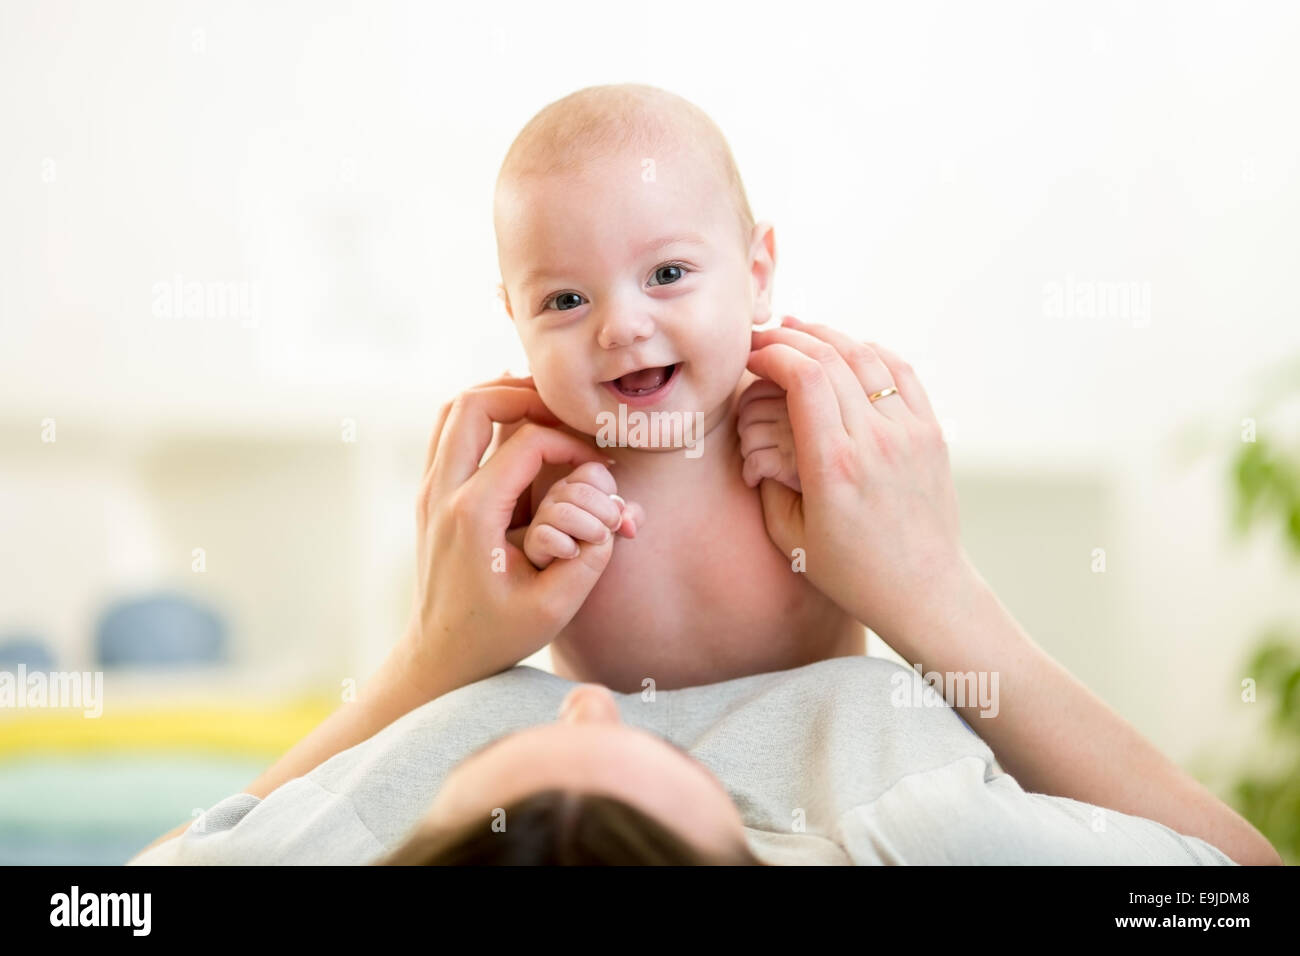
[868,385,898,403]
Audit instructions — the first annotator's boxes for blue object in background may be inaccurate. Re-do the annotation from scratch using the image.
[95,592,227,667]
[0,753,267,865]
[0,634,56,671]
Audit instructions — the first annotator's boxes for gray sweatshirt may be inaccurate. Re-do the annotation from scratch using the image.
[128,655,1236,865]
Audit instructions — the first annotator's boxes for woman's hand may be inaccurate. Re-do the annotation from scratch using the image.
[405,373,626,699]
[746,316,972,650]
[744,321,1286,866]
[135,373,623,840]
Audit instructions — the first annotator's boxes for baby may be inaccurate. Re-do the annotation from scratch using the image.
[489,84,865,692]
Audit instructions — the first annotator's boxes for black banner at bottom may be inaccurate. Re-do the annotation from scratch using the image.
[6,862,1291,940]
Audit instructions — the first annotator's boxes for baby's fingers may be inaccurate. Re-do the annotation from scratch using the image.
[739,422,786,459]
[611,495,645,539]
[535,499,613,545]
[742,448,783,488]
[737,396,788,433]
[547,475,624,533]
[742,448,801,493]
[524,523,583,569]
[736,376,787,417]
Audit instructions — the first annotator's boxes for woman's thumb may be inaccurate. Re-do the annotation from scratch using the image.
[758,478,804,557]
[530,527,616,624]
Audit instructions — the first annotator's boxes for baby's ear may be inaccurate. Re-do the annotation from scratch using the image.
[748,221,777,326]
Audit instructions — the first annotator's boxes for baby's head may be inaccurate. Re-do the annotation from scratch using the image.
[494,84,775,449]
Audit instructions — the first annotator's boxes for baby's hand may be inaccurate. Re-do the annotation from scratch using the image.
[523,461,644,570]
[736,378,801,492]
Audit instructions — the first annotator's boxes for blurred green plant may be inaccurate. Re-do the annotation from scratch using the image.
[1232,437,1300,557]
[1227,430,1300,864]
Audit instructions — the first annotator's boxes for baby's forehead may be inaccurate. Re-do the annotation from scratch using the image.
[496,154,733,247]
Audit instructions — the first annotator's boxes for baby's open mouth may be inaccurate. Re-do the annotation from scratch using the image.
[606,362,680,397]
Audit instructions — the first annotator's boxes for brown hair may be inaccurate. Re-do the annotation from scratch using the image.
[378,788,766,866]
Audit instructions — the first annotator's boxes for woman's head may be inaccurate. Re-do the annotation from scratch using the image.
[380,683,763,865]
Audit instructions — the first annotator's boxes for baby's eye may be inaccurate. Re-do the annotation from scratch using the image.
[649,262,690,287]
[541,263,690,312]
[544,291,586,312]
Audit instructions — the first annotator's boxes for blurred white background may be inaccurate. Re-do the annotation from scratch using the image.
[3,0,1299,781]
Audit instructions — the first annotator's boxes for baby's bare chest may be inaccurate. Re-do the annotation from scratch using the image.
[537,459,853,689]
[603,468,799,610]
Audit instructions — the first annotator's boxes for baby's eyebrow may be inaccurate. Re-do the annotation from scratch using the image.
[633,231,709,255]
[517,232,709,294]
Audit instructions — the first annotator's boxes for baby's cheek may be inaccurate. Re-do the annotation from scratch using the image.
[533,371,599,436]
[700,311,754,384]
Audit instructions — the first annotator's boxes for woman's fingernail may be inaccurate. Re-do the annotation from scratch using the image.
[610,493,626,511]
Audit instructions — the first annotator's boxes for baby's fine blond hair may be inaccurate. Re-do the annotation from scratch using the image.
[494,83,756,251]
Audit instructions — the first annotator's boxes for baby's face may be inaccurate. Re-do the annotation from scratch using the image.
[496,150,771,447]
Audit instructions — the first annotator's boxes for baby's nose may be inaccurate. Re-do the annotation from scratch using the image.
[595,306,655,350]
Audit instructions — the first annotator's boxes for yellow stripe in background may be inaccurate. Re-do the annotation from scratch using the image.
[0,698,337,758]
